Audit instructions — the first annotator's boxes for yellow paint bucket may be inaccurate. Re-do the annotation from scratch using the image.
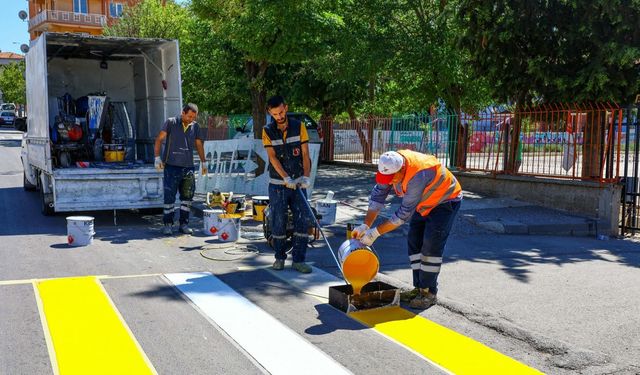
[337,239,379,295]
[103,144,125,162]
[346,222,359,240]
[252,196,269,222]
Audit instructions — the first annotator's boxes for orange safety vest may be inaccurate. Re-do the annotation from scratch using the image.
[392,150,462,217]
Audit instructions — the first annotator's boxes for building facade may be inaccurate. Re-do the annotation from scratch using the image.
[28,0,140,40]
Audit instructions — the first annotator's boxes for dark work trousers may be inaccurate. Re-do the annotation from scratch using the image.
[163,164,195,225]
[407,200,461,294]
[268,184,310,263]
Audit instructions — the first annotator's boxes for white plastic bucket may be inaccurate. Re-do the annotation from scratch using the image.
[316,200,338,225]
[214,213,242,242]
[203,208,224,236]
[66,216,95,246]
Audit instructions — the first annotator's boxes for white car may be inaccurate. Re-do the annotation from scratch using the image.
[0,103,16,112]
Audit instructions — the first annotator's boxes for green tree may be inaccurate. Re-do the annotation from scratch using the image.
[179,18,251,114]
[104,0,248,114]
[0,61,26,105]
[457,1,560,172]
[103,0,190,39]
[458,0,640,177]
[191,0,343,138]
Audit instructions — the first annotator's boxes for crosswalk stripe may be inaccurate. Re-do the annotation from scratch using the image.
[165,272,352,375]
[262,265,542,374]
[239,264,343,302]
[350,307,542,375]
[35,276,157,375]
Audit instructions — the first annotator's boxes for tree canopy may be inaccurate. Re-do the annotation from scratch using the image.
[0,61,26,105]
[95,0,640,125]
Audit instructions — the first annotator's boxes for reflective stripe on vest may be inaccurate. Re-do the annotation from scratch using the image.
[395,150,461,217]
[264,118,305,181]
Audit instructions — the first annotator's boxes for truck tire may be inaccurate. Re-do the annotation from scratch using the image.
[23,171,37,191]
[40,184,55,216]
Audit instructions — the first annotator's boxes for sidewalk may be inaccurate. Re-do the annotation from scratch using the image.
[310,164,599,238]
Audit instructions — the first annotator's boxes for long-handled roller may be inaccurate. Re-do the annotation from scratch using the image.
[298,188,344,279]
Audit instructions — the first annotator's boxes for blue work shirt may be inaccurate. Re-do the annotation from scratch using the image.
[369,169,462,225]
[161,115,204,168]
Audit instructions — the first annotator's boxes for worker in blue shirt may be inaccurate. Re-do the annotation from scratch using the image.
[154,103,207,235]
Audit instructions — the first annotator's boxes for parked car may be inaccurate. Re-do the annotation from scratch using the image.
[0,103,16,112]
[234,112,323,143]
[0,110,16,125]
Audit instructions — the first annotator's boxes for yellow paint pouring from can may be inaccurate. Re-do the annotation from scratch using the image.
[342,249,379,295]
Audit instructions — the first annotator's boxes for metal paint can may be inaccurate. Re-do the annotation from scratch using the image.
[252,196,269,221]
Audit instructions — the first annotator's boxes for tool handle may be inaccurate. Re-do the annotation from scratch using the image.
[298,188,344,277]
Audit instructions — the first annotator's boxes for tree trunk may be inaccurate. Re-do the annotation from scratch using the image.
[453,108,467,169]
[244,60,268,139]
[319,108,333,161]
[581,110,606,179]
[348,107,372,164]
[506,96,525,173]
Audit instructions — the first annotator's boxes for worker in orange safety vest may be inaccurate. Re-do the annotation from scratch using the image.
[352,150,462,309]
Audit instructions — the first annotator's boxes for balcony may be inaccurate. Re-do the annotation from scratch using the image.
[29,10,106,32]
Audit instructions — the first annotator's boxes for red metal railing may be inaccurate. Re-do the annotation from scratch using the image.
[320,104,632,182]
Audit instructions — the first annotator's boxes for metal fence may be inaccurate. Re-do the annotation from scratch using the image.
[322,104,638,183]
[200,106,638,234]
[320,105,639,235]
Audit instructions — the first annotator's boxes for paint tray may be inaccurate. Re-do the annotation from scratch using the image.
[328,281,400,313]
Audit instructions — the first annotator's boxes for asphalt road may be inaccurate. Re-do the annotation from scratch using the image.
[1,128,638,375]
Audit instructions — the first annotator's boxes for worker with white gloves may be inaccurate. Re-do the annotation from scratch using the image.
[262,96,313,274]
[153,103,207,236]
[352,150,462,309]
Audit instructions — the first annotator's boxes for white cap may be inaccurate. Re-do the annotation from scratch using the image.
[378,151,404,175]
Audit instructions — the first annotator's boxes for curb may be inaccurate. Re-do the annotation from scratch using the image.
[468,218,598,237]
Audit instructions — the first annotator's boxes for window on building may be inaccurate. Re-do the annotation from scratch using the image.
[109,2,124,18]
[73,0,88,14]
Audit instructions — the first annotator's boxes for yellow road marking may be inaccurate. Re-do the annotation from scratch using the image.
[350,306,543,375]
[35,276,157,375]
[32,282,59,375]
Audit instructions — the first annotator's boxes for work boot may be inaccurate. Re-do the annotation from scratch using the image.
[272,259,285,271]
[409,289,437,309]
[162,225,172,236]
[179,224,193,235]
[292,262,312,274]
[400,288,420,302]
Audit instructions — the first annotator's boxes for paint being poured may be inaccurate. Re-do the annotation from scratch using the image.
[342,249,379,295]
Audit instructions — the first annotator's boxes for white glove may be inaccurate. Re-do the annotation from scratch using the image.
[284,176,297,189]
[360,227,380,246]
[298,176,311,189]
[351,223,369,239]
[154,156,164,171]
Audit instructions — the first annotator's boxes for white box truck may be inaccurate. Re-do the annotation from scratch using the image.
[21,33,182,215]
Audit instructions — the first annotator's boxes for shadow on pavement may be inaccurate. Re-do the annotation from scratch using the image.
[305,304,366,335]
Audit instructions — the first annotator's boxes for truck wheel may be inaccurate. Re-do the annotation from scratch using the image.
[23,171,37,191]
[40,187,55,216]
